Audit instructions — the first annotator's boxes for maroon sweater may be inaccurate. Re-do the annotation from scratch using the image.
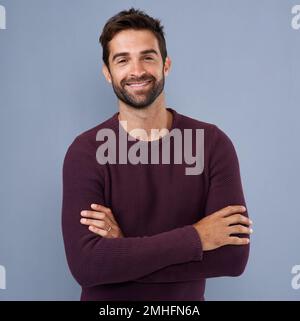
[61,108,249,301]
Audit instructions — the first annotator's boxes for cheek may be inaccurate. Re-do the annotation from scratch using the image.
[148,64,162,76]
[109,68,126,84]
[111,75,125,87]
[153,70,164,82]
[142,66,160,80]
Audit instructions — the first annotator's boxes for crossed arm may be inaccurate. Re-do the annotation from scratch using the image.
[62,126,251,286]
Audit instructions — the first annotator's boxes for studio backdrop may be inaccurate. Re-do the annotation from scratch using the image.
[0,0,300,300]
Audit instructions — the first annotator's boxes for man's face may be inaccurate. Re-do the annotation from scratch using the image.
[103,29,170,109]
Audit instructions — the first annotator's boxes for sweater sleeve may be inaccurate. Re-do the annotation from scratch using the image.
[61,135,203,287]
[134,125,250,283]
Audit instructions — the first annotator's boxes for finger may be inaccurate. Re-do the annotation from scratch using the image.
[80,218,109,229]
[91,203,111,215]
[218,205,247,218]
[225,214,252,226]
[227,236,250,246]
[88,225,109,237]
[91,204,118,225]
[80,212,115,229]
[81,210,105,220]
[81,210,116,227]
[105,211,118,225]
[228,225,253,235]
[90,204,118,225]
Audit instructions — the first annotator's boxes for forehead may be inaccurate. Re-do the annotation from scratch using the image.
[108,29,160,57]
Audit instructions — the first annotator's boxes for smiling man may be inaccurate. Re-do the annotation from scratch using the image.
[61,8,252,301]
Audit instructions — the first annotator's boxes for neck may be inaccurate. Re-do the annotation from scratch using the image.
[117,93,173,141]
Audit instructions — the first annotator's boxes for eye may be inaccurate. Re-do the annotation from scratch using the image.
[144,56,154,61]
[117,59,127,64]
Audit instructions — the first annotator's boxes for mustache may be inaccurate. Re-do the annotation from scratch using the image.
[122,75,155,86]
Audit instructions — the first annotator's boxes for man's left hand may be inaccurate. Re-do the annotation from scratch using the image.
[80,203,124,238]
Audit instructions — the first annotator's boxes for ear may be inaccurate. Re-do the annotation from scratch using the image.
[102,64,112,83]
[163,56,172,77]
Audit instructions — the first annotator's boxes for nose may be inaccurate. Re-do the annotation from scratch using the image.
[129,60,147,79]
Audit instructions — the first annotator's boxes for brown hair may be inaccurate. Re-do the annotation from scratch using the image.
[99,8,167,68]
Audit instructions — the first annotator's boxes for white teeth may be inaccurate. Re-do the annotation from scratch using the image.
[127,81,150,87]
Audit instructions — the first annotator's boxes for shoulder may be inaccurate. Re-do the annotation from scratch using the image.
[66,114,116,154]
[177,111,233,147]
[63,114,117,169]
[177,111,216,131]
[176,111,239,169]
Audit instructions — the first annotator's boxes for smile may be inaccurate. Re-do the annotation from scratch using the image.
[126,80,152,88]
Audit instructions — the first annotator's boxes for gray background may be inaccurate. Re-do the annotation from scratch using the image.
[0,0,299,300]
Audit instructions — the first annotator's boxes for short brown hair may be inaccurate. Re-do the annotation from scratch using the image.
[99,8,167,68]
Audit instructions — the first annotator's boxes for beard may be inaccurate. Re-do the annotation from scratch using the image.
[111,72,165,109]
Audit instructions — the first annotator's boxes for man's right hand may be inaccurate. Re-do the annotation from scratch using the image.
[193,205,253,251]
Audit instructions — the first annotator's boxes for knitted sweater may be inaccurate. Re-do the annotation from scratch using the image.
[61,108,249,301]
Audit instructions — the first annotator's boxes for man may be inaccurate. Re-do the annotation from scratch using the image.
[62,8,252,301]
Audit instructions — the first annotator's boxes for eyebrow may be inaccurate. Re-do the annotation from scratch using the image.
[112,49,159,62]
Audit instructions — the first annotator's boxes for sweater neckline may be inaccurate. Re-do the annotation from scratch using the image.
[109,107,180,145]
